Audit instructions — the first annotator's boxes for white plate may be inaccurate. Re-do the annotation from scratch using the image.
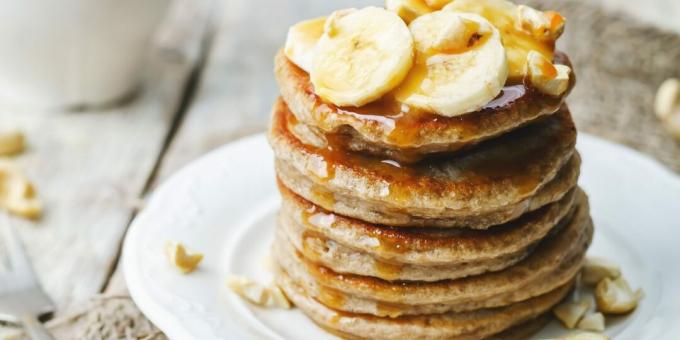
[123,133,680,340]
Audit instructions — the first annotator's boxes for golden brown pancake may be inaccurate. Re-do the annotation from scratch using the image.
[279,182,577,266]
[276,267,573,340]
[277,214,528,282]
[269,98,579,228]
[275,50,575,163]
[273,195,591,316]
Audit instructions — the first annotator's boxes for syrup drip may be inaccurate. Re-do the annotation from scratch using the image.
[373,259,404,280]
[280,103,573,205]
[445,0,556,77]
[316,285,347,310]
[376,301,406,318]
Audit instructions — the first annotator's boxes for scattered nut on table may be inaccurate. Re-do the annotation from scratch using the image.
[581,257,621,286]
[0,128,25,156]
[655,78,680,120]
[165,241,204,274]
[577,312,605,332]
[0,160,42,219]
[553,296,591,329]
[226,275,292,309]
[654,78,680,139]
[664,111,680,139]
[594,276,641,314]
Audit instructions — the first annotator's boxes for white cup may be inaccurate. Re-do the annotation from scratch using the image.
[0,0,169,110]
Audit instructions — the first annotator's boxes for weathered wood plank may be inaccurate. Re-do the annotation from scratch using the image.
[0,77,172,307]
[0,0,212,316]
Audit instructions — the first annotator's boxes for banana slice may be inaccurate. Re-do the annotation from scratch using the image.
[444,0,560,78]
[386,0,432,23]
[424,0,453,10]
[394,12,507,117]
[284,16,326,72]
[311,7,414,107]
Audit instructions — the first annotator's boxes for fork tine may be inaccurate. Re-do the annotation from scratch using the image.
[1,211,35,275]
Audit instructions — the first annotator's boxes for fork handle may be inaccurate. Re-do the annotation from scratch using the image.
[21,313,54,340]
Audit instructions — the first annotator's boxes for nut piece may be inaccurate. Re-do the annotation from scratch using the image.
[553,297,591,329]
[165,241,203,274]
[577,312,606,332]
[516,5,565,41]
[226,275,269,305]
[663,108,680,140]
[582,257,621,286]
[0,129,25,156]
[226,275,292,309]
[386,0,432,23]
[654,78,680,120]
[0,160,42,219]
[410,12,483,53]
[323,8,356,37]
[526,50,570,96]
[558,332,610,340]
[267,285,292,309]
[595,277,639,314]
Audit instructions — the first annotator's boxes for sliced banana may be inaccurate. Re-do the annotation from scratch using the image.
[444,0,559,78]
[394,12,507,117]
[424,0,453,10]
[311,7,414,107]
[386,0,432,23]
[284,16,327,72]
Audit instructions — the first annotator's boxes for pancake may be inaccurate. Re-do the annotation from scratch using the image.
[279,182,578,266]
[275,50,575,163]
[278,214,528,282]
[270,98,579,228]
[276,267,572,340]
[314,315,553,340]
[273,196,591,316]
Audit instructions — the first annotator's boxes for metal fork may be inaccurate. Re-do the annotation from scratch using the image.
[0,213,54,340]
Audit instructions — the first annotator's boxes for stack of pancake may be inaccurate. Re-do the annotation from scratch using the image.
[268,7,593,340]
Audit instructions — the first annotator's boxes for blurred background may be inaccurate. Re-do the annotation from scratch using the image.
[0,0,678,338]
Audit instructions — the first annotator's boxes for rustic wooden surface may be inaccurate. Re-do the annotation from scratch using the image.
[1,0,679,339]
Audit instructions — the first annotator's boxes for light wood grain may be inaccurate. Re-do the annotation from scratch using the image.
[0,77,171,306]
[0,1,210,334]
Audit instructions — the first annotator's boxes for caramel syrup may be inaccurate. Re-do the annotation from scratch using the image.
[373,259,404,280]
[284,48,572,159]
[278,99,575,205]
[317,285,347,310]
[445,0,556,77]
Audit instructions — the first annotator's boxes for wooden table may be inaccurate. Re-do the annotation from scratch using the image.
[1,0,678,338]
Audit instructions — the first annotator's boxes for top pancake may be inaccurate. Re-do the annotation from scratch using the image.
[275,51,574,162]
[269,97,578,228]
